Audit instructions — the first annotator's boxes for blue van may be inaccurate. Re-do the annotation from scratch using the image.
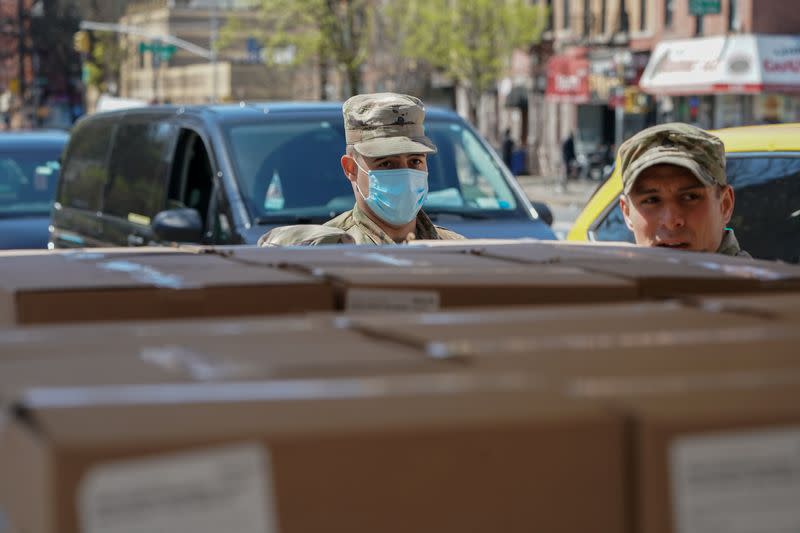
[51,103,555,248]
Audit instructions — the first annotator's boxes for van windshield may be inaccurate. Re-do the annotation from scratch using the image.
[223,118,521,223]
[0,148,62,217]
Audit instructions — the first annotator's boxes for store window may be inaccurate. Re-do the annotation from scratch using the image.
[563,0,570,29]
[639,0,647,31]
[664,0,674,28]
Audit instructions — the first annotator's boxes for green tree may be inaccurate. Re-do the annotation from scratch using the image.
[388,0,545,124]
[222,0,372,99]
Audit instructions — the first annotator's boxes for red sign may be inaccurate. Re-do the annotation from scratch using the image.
[546,54,590,103]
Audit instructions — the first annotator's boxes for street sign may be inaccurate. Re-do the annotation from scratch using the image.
[139,41,177,61]
[689,0,721,15]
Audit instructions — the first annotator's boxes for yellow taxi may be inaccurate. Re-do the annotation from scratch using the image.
[566,123,800,263]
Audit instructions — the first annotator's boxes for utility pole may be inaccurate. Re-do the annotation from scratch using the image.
[210,0,219,103]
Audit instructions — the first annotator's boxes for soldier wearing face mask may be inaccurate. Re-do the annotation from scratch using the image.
[258,93,463,246]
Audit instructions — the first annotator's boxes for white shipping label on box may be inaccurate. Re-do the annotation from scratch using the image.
[79,443,277,533]
[345,288,440,312]
[670,427,800,533]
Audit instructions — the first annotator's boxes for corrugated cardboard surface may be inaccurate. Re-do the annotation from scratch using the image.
[338,300,777,355]
[475,242,800,297]
[0,315,456,402]
[321,264,638,310]
[686,292,800,321]
[613,386,800,533]
[0,380,626,533]
[0,251,334,325]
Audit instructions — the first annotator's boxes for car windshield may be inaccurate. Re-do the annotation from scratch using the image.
[0,148,63,217]
[223,118,521,223]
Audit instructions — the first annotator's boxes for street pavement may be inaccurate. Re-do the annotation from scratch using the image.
[516,176,600,239]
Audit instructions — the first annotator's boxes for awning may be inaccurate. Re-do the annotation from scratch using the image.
[640,34,800,95]
[545,52,590,103]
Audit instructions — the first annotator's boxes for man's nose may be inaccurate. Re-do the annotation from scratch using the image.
[660,204,685,229]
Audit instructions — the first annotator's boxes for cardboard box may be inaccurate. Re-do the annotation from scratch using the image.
[338,300,775,356]
[217,246,641,311]
[0,251,334,325]
[324,264,637,311]
[0,315,455,401]
[476,242,800,297]
[615,386,800,533]
[0,379,626,533]
[686,292,800,321]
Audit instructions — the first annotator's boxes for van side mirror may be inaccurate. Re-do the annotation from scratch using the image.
[531,201,554,227]
[152,208,204,243]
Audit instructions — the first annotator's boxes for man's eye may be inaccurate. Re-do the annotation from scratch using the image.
[682,193,701,201]
[641,196,660,205]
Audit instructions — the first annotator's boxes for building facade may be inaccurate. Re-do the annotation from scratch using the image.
[118,0,319,104]
[525,0,800,177]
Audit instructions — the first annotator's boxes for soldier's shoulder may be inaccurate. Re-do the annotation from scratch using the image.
[257,224,355,247]
[435,226,466,240]
[324,210,356,230]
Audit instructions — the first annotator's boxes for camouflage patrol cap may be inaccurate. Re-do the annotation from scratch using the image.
[619,123,726,195]
[343,92,437,158]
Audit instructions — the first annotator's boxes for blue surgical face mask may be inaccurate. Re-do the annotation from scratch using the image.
[354,160,429,226]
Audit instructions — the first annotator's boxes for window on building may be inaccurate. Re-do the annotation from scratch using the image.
[563,0,570,29]
[728,0,738,30]
[601,0,607,33]
[583,0,591,34]
[639,0,647,30]
[664,0,674,28]
[695,14,704,35]
[546,0,554,31]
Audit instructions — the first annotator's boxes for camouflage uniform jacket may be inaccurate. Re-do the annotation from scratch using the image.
[324,203,464,244]
[716,229,751,258]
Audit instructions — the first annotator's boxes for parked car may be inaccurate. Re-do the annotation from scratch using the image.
[50,103,555,248]
[567,123,800,263]
[0,130,68,249]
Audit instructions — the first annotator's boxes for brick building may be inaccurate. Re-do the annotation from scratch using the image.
[526,0,800,177]
[118,0,320,104]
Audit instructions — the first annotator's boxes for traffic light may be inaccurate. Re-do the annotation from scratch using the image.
[74,30,90,54]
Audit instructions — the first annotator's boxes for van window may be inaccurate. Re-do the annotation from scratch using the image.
[167,131,214,226]
[104,122,176,221]
[59,120,114,210]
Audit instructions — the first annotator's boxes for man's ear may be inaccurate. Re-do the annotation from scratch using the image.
[720,185,735,224]
[341,154,357,183]
[620,194,634,231]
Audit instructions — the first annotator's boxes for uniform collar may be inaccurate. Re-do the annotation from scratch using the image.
[716,228,744,256]
[352,203,440,244]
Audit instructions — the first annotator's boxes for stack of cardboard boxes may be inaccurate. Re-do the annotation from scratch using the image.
[1,242,799,533]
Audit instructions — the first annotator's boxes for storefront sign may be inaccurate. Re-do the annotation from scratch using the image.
[546,53,590,103]
[641,34,800,95]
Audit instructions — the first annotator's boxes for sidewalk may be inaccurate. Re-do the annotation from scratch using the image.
[515,175,599,209]
[514,175,600,239]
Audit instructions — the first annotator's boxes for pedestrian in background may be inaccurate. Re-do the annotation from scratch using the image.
[559,132,576,192]
[502,128,514,169]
